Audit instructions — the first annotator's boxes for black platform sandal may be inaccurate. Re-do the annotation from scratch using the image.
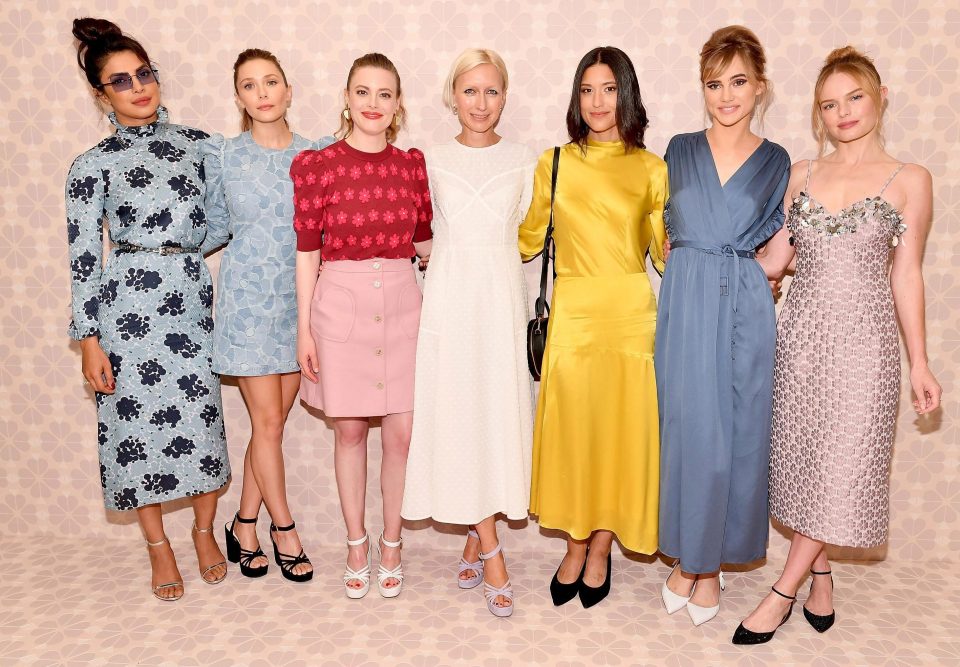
[803,569,836,632]
[270,522,313,583]
[225,512,269,578]
[732,586,796,645]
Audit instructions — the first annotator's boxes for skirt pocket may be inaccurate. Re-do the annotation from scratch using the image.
[313,282,356,343]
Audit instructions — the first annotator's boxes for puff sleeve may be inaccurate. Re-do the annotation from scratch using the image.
[200,133,230,255]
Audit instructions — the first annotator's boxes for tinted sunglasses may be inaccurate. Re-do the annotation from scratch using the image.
[97,66,160,93]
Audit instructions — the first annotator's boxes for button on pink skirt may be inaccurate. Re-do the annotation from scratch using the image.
[300,258,421,417]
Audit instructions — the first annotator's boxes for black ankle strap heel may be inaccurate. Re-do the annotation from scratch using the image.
[225,512,268,578]
[732,586,796,645]
[803,569,836,633]
[270,522,313,583]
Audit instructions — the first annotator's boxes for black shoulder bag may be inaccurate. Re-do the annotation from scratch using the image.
[526,147,560,381]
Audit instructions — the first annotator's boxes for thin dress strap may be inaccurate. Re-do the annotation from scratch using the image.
[878,163,905,197]
[803,160,814,192]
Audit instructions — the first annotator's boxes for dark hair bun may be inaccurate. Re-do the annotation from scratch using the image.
[71,18,152,90]
[72,17,122,46]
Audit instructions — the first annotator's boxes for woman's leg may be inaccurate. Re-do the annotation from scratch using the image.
[233,441,268,569]
[460,525,482,582]
[237,372,309,576]
[334,417,371,590]
[557,535,589,584]
[379,411,413,588]
[475,514,511,608]
[190,489,226,582]
[584,529,613,587]
[688,570,722,607]
[138,503,182,599]
[806,547,833,615]
[740,530,825,631]
[666,566,699,597]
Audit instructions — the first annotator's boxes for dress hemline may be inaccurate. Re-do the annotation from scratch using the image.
[529,512,657,555]
[103,476,231,512]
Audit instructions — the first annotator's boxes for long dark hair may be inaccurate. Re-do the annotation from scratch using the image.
[565,46,648,151]
[72,17,152,90]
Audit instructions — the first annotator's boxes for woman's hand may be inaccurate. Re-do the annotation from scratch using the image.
[418,254,430,272]
[80,336,115,394]
[297,329,320,384]
[910,364,942,415]
[663,239,671,262]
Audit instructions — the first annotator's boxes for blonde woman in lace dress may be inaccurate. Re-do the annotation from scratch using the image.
[402,49,535,617]
[733,47,941,645]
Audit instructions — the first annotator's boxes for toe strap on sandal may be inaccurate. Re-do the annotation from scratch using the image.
[459,557,483,574]
[483,579,514,606]
[344,561,372,586]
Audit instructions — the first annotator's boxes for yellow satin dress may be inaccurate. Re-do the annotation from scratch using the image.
[520,140,667,554]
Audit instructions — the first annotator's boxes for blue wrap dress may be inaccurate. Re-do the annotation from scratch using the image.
[66,107,230,511]
[655,131,789,573]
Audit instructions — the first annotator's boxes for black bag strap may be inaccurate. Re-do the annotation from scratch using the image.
[535,147,560,319]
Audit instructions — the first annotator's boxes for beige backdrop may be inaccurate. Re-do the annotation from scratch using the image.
[0,0,955,564]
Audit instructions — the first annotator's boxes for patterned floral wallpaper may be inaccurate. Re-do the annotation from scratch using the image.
[1,0,955,562]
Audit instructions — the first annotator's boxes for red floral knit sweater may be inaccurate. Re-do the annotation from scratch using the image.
[290,139,433,260]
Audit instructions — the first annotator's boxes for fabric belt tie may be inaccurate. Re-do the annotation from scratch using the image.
[115,242,199,256]
[671,240,755,314]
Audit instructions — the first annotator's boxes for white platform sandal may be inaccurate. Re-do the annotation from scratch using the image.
[377,532,404,598]
[458,528,483,589]
[343,533,371,599]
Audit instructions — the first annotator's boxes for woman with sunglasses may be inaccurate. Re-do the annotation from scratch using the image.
[66,17,230,601]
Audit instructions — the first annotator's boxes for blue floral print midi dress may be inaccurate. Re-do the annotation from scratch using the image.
[65,107,230,511]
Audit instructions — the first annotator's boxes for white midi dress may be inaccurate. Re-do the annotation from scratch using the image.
[402,139,536,524]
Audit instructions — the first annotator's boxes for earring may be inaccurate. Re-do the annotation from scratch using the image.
[452,107,458,116]
[342,108,351,120]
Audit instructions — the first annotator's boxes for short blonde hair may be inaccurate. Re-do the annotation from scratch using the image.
[812,46,885,155]
[442,48,508,111]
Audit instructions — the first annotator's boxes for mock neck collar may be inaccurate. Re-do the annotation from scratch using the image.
[109,105,168,141]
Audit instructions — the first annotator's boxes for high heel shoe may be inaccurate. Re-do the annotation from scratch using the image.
[550,552,586,606]
[192,521,227,585]
[732,586,796,645]
[146,536,184,602]
[377,532,404,598]
[578,550,612,609]
[458,528,483,589]
[269,521,313,583]
[343,533,372,599]
[479,542,513,618]
[803,569,836,632]
[661,563,694,614]
[686,572,725,626]
[225,513,268,578]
